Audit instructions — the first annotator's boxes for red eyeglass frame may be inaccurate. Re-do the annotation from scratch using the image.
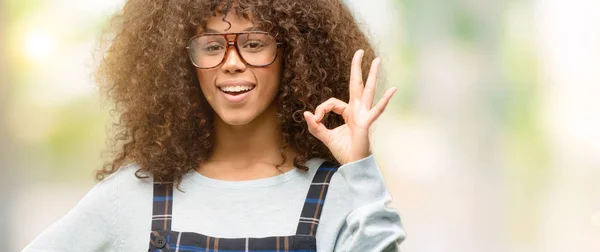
[186,31,285,69]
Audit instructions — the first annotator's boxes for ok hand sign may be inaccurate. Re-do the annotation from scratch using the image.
[303,49,397,165]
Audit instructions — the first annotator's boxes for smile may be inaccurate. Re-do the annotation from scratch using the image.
[218,85,256,103]
[219,85,255,93]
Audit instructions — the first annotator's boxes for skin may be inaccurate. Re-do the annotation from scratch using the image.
[196,11,396,181]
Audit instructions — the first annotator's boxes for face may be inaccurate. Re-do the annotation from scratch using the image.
[194,12,283,126]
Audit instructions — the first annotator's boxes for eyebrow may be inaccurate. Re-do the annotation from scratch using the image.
[203,27,262,33]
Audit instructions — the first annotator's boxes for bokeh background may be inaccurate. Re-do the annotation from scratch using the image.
[1,0,599,251]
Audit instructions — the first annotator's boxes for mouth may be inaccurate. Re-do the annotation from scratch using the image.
[218,85,256,95]
[218,85,256,103]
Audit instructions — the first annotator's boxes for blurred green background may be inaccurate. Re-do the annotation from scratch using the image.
[1,0,599,251]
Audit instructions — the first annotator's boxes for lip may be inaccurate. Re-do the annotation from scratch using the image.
[217,80,256,104]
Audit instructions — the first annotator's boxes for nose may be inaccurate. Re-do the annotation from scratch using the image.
[221,46,246,74]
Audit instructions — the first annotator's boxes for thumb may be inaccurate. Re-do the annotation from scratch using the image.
[303,111,329,143]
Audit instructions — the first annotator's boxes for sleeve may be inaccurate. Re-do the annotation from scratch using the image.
[333,155,406,252]
[22,171,121,252]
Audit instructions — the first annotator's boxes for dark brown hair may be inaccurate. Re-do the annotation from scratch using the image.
[95,0,378,184]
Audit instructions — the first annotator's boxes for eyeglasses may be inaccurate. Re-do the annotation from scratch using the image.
[186,31,284,69]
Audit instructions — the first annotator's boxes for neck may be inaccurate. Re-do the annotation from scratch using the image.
[203,103,297,175]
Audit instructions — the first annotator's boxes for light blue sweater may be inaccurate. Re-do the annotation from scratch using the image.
[23,155,405,251]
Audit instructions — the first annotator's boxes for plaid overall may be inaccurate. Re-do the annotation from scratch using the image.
[148,161,340,252]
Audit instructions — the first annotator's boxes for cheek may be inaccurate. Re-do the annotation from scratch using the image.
[196,69,215,95]
[259,70,280,88]
[258,62,283,91]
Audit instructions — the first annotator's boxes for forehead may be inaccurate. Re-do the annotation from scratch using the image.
[198,11,256,33]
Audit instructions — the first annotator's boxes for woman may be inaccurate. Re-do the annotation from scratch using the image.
[23,0,405,251]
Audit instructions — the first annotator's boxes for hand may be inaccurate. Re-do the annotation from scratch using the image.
[303,49,397,165]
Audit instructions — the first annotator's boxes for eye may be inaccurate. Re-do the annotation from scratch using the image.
[243,41,266,50]
[203,44,224,52]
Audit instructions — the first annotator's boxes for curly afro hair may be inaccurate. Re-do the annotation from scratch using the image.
[95,0,379,185]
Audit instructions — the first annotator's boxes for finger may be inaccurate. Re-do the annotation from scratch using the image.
[303,111,331,144]
[349,49,365,103]
[367,87,397,124]
[314,98,348,122]
[361,57,381,109]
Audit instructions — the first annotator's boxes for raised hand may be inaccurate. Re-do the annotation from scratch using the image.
[303,49,397,165]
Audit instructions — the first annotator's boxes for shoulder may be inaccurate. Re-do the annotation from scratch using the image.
[108,162,154,192]
[101,163,152,186]
[303,155,383,191]
[305,157,332,172]
[87,163,153,205]
[21,163,152,252]
[335,154,383,182]
[326,155,390,206]
[307,155,381,179]
[107,162,145,178]
[324,154,383,184]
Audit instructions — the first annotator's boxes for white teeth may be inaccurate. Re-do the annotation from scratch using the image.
[220,85,254,92]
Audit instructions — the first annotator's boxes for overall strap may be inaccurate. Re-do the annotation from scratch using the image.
[151,180,174,231]
[295,160,340,236]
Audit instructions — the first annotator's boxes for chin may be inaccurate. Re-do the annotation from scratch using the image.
[217,113,255,126]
